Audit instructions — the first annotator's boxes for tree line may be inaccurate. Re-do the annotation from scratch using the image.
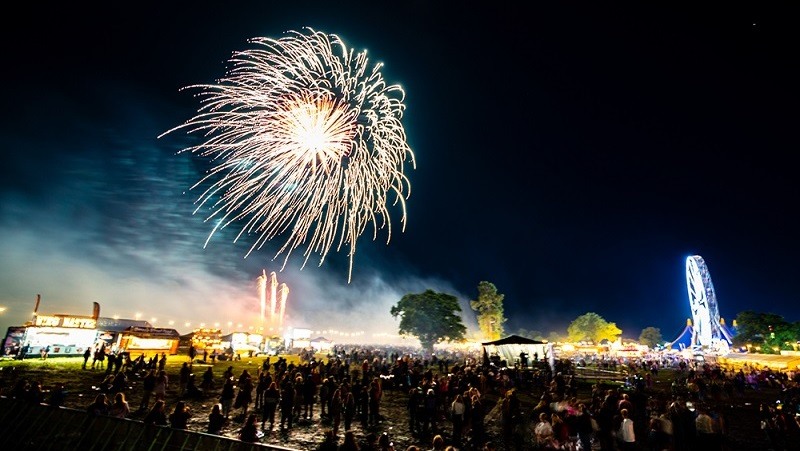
[389,281,798,355]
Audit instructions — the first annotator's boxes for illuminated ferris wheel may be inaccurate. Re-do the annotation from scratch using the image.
[685,255,731,351]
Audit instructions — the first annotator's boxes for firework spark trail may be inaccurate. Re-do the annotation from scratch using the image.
[161,28,415,281]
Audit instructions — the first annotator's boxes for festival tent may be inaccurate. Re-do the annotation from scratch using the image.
[719,318,737,343]
[668,319,694,350]
[482,335,553,369]
[667,318,737,350]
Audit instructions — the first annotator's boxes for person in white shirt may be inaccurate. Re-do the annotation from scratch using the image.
[618,408,636,450]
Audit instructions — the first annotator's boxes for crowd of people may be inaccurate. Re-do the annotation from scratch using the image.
[499,355,800,450]
[2,343,800,450]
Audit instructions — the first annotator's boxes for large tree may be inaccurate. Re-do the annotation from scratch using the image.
[638,326,663,348]
[391,289,467,353]
[469,281,507,340]
[567,312,622,343]
[734,310,800,353]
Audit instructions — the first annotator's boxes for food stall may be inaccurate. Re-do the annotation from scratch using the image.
[16,314,99,357]
[116,326,180,356]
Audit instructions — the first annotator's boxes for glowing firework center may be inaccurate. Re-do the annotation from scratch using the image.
[162,27,415,282]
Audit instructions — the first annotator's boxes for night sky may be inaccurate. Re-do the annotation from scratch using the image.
[1,3,797,343]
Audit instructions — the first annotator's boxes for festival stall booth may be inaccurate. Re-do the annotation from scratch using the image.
[482,334,553,369]
[116,326,181,357]
[188,328,223,351]
[2,297,174,359]
[219,332,265,358]
[264,335,284,354]
[310,336,333,353]
[285,327,312,351]
[608,340,649,358]
[16,314,99,357]
[95,317,153,352]
[2,326,26,357]
[10,298,102,358]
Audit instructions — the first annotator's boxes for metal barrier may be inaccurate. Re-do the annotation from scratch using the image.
[0,396,301,451]
[573,365,628,381]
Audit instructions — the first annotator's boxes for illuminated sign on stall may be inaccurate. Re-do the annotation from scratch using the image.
[191,328,223,349]
[34,315,97,329]
[128,326,178,336]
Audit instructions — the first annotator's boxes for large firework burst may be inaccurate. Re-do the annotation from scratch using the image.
[162,28,415,281]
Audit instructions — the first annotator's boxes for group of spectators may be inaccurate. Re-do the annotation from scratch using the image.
[4,344,800,450]
[500,355,800,450]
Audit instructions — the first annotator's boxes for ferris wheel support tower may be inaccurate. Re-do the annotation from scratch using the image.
[685,255,734,353]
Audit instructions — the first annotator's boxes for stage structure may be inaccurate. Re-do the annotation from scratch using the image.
[684,255,734,353]
[257,270,289,332]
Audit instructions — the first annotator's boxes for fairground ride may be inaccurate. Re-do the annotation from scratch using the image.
[685,255,734,354]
